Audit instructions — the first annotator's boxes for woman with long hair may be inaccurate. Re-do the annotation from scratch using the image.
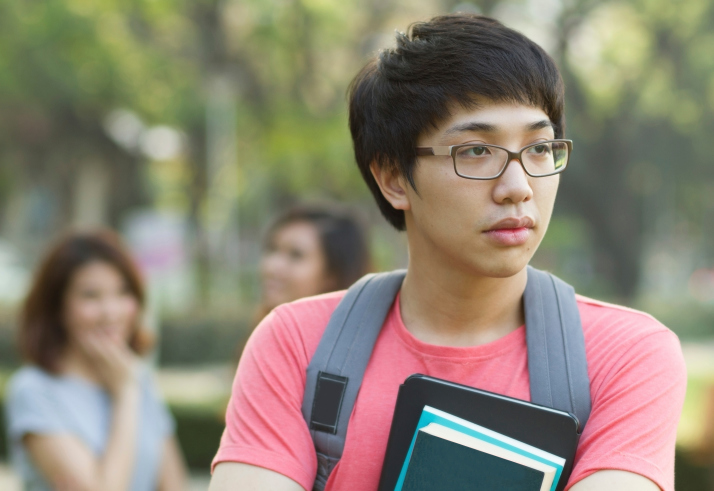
[256,204,371,321]
[4,230,186,491]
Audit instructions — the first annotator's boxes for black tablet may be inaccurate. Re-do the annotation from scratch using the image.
[378,374,581,491]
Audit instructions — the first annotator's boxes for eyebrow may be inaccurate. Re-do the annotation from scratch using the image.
[527,120,555,131]
[443,119,554,136]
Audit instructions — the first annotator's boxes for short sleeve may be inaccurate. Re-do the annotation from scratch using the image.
[566,330,687,491]
[5,370,69,442]
[211,309,318,491]
[141,370,176,438]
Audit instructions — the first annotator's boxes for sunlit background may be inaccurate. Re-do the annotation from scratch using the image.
[1,0,713,488]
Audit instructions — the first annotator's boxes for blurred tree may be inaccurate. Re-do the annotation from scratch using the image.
[0,0,712,304]
[0,0,203,256]
[555,0,714,298]
[0,0,405,304]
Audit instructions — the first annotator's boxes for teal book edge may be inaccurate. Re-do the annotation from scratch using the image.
[394,406,565,491]
[402,429,546,490]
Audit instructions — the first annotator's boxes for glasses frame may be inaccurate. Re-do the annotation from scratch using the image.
[415,139,573,180]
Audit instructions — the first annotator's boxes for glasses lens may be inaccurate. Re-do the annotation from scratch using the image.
[522,141,569,176]
[454,145,509,178]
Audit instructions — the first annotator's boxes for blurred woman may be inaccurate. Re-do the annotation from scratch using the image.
[4,230,186,491]
[256,204,371,321]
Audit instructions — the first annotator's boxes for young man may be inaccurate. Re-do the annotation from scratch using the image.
[209,14,686,491]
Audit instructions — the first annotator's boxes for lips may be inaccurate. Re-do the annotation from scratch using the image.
[483,217,535,246]
[486,216,535,231]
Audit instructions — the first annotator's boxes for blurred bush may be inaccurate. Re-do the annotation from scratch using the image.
[158,313,253,367]
[172,406,226,471]
[675,451,710,491]
[638,302,714,340]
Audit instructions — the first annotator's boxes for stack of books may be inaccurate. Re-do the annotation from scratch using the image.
[394,406,566,491]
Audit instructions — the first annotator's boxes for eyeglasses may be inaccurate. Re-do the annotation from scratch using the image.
[415,139,573,180]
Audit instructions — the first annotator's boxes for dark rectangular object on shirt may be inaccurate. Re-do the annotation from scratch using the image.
[378,374,581,491]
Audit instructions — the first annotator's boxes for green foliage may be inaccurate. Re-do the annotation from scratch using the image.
[260,108,363,199]
[158,313,252,367]
[1,0,713,303]
[637,300,714,339]
[556,0,714,297]
[171,405,226,470]
[0,0,202,122]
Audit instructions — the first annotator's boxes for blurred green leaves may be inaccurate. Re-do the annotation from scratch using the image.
[0,0,713,303]
[0,0,201,122]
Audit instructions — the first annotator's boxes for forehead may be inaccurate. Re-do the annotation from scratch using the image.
[271,221,320,245]
[421,100,553,144]
[70,261,124,286]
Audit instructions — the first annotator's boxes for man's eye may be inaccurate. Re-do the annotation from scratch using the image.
[460,146,490,157]
[529,144,551,155]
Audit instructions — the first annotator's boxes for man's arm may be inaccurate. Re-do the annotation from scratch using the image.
[569,470,660,490]
[209,462,305,491]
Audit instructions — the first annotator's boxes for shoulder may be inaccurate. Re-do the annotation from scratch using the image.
[248,291,346,365]
[568,298,685,489]
[576,294,678,349]
[576,295,685,394]
[577,295,671,335]
[271,290,346,332]
[6,366,57,401]
[5,366,73,438]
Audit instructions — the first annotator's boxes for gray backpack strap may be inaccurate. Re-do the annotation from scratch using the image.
[301,270,406,491]
[524,266,592,431]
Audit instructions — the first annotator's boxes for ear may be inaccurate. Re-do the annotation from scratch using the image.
[370,162,411,211]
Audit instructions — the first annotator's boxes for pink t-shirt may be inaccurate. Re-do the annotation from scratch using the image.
[213,291,686,490]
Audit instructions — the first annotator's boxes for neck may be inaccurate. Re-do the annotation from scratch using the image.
[57,344,102,385]
[400,254,528,347]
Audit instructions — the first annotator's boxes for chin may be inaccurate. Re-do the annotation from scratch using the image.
[466,252,532,279]
[480,264,526,278]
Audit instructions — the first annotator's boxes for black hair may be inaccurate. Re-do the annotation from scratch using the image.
[266,204,371,290]
[348,14,565,230]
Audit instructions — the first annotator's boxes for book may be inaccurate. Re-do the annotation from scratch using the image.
[395,406,566,491]
[401,423,557,491]
[379,375,580,491]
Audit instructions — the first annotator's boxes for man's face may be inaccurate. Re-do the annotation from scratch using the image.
[402,100,560,278]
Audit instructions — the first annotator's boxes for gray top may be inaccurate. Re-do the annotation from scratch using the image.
[4,365,175,491]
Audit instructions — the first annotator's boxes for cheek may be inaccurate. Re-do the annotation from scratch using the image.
[64,299,101,331]
[287,256,328,293]
[121,297,140,320]
[294,257,324,282]
[260,253,279,276]
[534,178,559,218]
[114,298,140,342]
[411,169,489,234]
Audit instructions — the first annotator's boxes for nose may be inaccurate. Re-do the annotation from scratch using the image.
[492,158,533,204]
